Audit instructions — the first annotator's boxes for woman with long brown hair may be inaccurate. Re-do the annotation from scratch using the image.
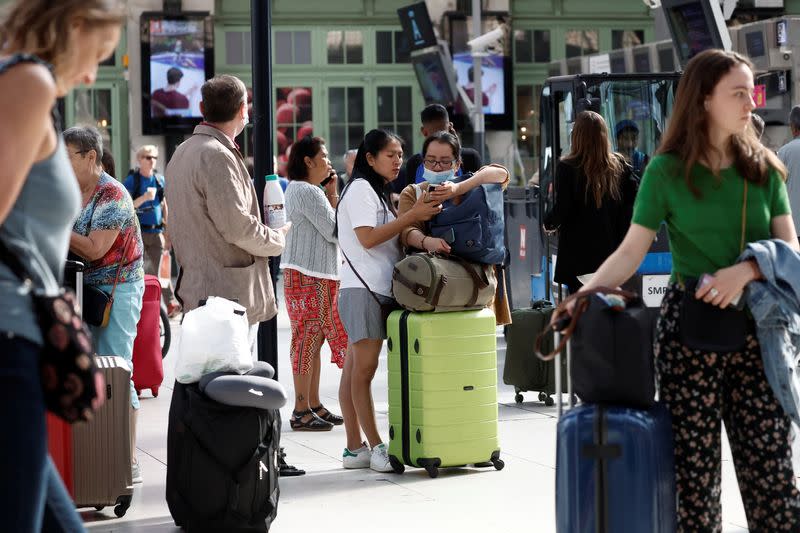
[0,1,124,530]
[543,110,638,294]
[561,49,800,530]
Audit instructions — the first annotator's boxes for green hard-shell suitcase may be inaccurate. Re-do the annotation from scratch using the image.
[503,301,568,406]
[386,308,504,478]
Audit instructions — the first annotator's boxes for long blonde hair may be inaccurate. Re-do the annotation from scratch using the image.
[562,110,624,208]
[657,49,786,196]
[0,1,125,87]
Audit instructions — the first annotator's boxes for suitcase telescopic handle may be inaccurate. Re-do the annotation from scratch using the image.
[65,259,85,272]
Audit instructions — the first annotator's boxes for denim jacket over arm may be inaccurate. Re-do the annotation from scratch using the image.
[739,239,800,426]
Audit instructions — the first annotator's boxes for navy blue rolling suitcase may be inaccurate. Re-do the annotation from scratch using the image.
[555,403,676,533]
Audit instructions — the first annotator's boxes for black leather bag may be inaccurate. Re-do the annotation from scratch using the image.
[167,382,280,532]
[679,278,748,353]
[536,288,655,409]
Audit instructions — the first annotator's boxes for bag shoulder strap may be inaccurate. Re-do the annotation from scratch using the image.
[740,180,748,253]
[341,248,383,307]
[108,232,134,298]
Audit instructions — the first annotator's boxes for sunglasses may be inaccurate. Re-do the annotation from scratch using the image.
[142,155,157,161]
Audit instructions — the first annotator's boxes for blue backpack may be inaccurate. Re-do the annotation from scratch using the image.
[424,179,506,265]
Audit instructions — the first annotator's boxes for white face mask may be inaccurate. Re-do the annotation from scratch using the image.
[422,167,455,184]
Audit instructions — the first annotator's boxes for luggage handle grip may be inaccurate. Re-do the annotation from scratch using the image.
[534,286,639,361]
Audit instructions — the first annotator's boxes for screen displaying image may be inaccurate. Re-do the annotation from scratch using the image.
[453,52,505,114]
[412,53,456,104]
[745,31,766,58]
[666,3,715,62]
[148,18,206,119]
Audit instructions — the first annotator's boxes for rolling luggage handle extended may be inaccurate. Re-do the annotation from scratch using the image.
[65,259,85,318]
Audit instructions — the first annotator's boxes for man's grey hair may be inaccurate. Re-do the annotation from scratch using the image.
[63,126,103,162]
[790,106,800,132]
[343,148,357,162]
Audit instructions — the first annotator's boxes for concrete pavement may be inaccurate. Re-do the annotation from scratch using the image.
[81,279,771,532]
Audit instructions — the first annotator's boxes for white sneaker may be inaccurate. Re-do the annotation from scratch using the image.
[370,443,393,473]
[342,444,371,469]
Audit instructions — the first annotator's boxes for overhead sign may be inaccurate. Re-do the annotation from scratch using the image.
[397,3,437,51]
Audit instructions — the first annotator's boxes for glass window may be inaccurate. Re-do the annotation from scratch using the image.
[328,31,363,64]
[275,87,313,177]
[377,86,414,155]
[72,87,114,171]
[534,30,551,63]
[394,31,410,63]
[275,31,310,65]
[514,30,533,63]
[516,84,542,181]
[226,31,252,65]
[565,30,598,58]
[376,31,393,64]
[328,86,364,158]
[612,30,645,50]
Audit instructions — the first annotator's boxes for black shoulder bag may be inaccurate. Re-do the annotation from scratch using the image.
[0,240,100,423]
[678,181,750,353]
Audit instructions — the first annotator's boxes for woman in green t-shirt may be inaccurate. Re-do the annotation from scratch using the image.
[565,49,800,531]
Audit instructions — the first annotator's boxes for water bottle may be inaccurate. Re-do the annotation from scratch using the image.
[263,174,286,229]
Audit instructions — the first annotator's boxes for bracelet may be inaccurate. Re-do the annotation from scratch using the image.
[421,236,428,249]
[328,194,340,199]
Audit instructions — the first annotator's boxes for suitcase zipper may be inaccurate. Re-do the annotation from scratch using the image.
[399,310,413,466]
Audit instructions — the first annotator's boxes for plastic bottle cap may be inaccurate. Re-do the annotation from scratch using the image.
[265,174,278,181]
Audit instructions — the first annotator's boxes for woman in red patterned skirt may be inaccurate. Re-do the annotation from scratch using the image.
[281,136,349,431]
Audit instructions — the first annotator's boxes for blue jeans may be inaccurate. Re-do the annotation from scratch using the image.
[0,334,86,532]
[89,279,144,409]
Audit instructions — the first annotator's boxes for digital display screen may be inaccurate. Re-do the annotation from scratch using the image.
[397,2,437,51]
[666,2,716,62]
[658,46,676,71]
[745,30,766,58]
[633,50,651,73]
[148,18,206,118]
[610,52,627,73]
[412,52,456,104]
[453,52,506,114]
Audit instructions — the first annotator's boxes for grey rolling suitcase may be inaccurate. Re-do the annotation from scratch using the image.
[72,355,134,517]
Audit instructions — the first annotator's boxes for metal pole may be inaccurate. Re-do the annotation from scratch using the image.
[471,0,485,162]
[251,0,279,378]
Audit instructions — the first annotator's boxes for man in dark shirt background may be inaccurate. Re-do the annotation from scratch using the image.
[151,67,193,117]
[393,103,482,194]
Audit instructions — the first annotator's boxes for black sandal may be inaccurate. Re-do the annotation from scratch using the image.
[312,404,344,426]
[290,409,333,431]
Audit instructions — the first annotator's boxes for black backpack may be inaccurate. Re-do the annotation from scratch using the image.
[167,381,280,532]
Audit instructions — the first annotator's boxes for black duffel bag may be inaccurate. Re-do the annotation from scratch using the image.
[167,381,280,532]
[536,287,655,409]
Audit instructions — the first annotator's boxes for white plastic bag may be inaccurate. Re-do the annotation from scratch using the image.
[175,296,254,384]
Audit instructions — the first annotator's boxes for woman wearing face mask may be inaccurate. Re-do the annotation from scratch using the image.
[0,0,124,530]
[397,131,512,324]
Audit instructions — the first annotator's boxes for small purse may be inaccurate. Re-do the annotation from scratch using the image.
[0,240,100,423]
[81,234,132,328]
[678,181,749,353]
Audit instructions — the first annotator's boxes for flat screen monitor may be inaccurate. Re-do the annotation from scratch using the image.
[411,49,458,105]
[633,49,651,73]
[662,0,730,66]
[657,45,676,72]
[397,2,437,51]
[453,52,513,129]
[141,12,214,135]
[745,30,766,58]
[610,52,627,73]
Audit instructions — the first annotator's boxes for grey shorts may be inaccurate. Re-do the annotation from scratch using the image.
[338,288,395,343]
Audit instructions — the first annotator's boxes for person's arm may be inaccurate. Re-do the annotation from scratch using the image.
[303,187,338,244]
[353,191,442,250]
[543,161,574,230]
[427,164,509,205]
[204,151,287,257]
[0,64,56,225]
[70,229,121,262]
[132,189,156,208]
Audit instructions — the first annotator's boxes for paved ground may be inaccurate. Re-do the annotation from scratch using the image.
[79,279,787,532]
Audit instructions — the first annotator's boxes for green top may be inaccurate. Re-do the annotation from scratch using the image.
[633,153,790,279]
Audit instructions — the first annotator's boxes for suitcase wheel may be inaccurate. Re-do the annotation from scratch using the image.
[389,455,404,475]
[114,495,132,518]
[418,458,440,478]
[152,386,159,398]
[491,451,504,471]
[538,392,554,407]
[514,393,523,404]
[94,506,104,512]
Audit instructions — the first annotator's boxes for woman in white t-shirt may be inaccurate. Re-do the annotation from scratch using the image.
[335,129,442,472]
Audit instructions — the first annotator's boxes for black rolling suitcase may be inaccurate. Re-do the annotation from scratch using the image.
[166,381,280,532]
[503,300,567,405]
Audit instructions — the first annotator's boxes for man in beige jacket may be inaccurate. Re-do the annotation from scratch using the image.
[165,74,290,339]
